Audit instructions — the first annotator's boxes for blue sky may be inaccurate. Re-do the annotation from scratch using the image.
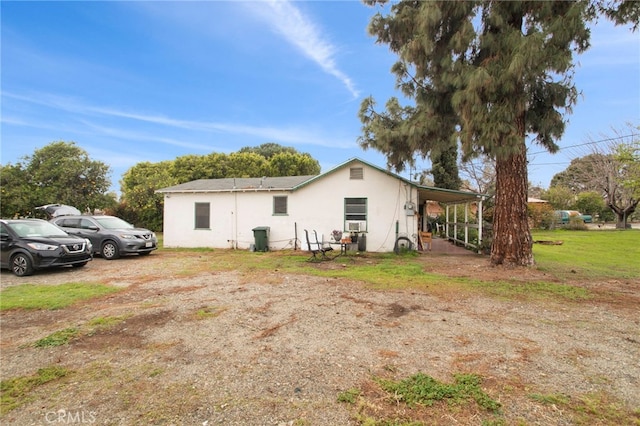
[2,1,639,194]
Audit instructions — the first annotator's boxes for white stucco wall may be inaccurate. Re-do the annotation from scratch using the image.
[161,161,419,252]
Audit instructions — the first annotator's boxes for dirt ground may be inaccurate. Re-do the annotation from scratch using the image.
[1,250,638,425]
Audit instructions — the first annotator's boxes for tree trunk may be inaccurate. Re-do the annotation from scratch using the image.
[609,201,638,229]
[490,138,534,266]
[615,216,629,229]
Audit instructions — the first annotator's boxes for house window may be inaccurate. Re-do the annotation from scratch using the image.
[345,198,367,231]
[195,202,210,229]
[273,196,288,215]
[350,167,364,180]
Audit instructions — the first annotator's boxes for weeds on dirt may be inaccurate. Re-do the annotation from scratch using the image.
[341,372,503,425]
[86,314,131,334]
[342,374,640,425]
[0,282,120,311]
[337,388,361,404]
[529,391,640,425]
[375,373,501,412]
[466,279,591,301]
[193,305,227,320]
[0,366,70,415]
[529,392,571,405]
[34,327,79,347]
[32,315,130,347]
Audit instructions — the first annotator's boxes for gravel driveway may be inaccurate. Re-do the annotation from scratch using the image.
[1,251,638,425]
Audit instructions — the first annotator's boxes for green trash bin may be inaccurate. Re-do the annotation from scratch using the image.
[252,226,270,252]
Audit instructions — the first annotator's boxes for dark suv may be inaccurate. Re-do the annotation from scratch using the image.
[51,215,157,260]
[1,219,93,276]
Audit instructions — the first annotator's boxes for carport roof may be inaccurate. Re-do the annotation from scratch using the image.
[413,184,486,204]
[156,157,487,204]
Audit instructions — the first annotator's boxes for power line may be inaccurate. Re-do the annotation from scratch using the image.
[529,162,571,166]
[527,133,637,157]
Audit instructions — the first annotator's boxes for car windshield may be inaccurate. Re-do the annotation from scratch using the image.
[9,221,69,238]
[94,217,134,230]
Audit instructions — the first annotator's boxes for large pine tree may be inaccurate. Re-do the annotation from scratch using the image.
[359,0,635,266]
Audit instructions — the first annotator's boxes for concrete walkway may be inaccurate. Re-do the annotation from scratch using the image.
[422,236,480,255]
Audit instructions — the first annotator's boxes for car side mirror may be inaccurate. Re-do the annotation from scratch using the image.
[88,226,99,231]
[0,233,10,241]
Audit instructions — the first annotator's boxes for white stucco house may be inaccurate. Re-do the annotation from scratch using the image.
[156,158,486,252]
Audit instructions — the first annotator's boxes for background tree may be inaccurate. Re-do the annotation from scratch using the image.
[118,161,177,231]
[360,0,637,266]
[0,141,114,218]
[550,154,602,193]
[0,163,31,218]
[459,156,496,224]
[170,154,217,183]
[459,156,496,196]
[527,202,555,230]
[541,186,576,210]
[268,152,321,176]
[118,144,322,230]
[359,97,462,189]
[201,153,231,179]
[574,191,611,221]
[225,152,269,178]
[239,142,298,159]
[168,147,320,182]
[550,127,639,228]
[431,146,462,190]
[606,141,639,227]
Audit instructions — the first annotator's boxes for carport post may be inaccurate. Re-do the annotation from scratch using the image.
[464,203,469,246]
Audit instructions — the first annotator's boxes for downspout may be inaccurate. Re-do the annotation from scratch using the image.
[233,179,238,249]
[395,220,399,240]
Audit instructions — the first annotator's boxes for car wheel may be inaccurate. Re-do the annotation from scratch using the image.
[11,253,34,276]
[101,241,120,260]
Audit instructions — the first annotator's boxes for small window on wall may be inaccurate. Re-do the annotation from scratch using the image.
[195,202,210,229]
[345,197,367,232]
[350,167,364,180]
[273,196,288,215]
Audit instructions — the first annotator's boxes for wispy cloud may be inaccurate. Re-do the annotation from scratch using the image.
[89,106,353,149]
[76,119,214,152]
[252,0,359,99]
[2,91,356,150]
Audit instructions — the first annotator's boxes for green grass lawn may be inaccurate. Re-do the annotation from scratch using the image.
[0,282,119,311]
[532,229,640,280]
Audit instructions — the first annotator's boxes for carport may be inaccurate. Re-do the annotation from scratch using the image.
[413,184,488,254]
